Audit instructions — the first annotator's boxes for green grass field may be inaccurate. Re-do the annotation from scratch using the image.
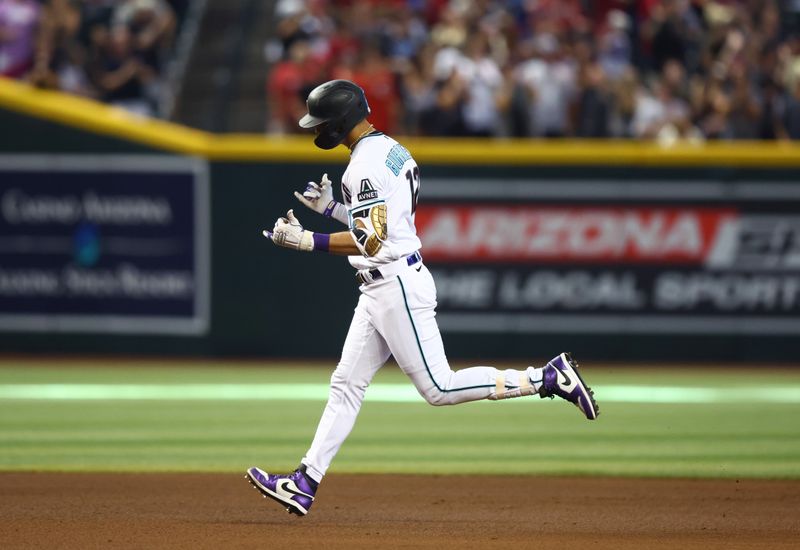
[1,360,799,478]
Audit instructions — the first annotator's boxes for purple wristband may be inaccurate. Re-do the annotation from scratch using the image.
[322,200,337,218]
[312,232,330,253]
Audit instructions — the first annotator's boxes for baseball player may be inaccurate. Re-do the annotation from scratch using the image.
[246,80,599,516]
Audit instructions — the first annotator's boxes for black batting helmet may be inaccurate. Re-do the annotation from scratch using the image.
[298,80,371,150]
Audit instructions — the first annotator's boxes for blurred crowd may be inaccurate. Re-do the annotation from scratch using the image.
[267,0,800,141]
[0,0,185,116]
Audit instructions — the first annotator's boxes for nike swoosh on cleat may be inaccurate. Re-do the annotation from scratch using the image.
[277,480,314,500]
[557,368,576,390]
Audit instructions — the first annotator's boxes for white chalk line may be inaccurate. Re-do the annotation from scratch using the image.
[0,384,798,403]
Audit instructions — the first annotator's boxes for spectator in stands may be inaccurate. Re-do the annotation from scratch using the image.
[324,11,358,70]
[726,63,762,139]
[608,66,638,138]
[337,43,400,134]
[515,33,577,137]
[642,0,701,73]
[597,9,632,81]
[422,60,467,136]
[0,0,40,79]
[785,66,800,139]
[267,38,324,134]
[112,0,175,72]
[263,0,799,141]
[631,77,667,139]
[575,61,612,138]
[429,2,467,50]
[430,30,506,137]
[90,24,155,116]
[756,75,787,140]
[399,59,435,135]
[0,0,184,120]
[633,62,696,143]
[79,0,116,45]
[382,4,427,68]
[696,73,732,139]
[28,0,94,97]
[460,31,509,137]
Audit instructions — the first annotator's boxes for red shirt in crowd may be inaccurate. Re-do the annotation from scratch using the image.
[333,56,398,134]
[268,46,325,131]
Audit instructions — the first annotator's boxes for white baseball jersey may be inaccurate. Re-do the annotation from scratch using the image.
[298,132,549,485]
[340,132,422,271]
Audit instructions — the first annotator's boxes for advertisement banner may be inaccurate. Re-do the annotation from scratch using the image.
[0,155,209,334]
[418,179,800,335]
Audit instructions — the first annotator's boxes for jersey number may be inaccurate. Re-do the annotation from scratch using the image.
[405,167,420,215]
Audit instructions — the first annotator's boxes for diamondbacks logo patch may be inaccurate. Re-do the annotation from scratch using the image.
[357,178,378,202]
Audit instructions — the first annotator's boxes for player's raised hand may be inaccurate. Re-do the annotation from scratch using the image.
[294,173,350,226]
[262,209,314,251]
[294,173,335,215]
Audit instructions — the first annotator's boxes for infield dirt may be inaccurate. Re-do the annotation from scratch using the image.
[1,473,797,549]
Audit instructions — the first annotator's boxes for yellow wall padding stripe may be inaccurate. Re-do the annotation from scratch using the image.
[0,76,334,162]
[1,76,209,155]
[3,76,800,166]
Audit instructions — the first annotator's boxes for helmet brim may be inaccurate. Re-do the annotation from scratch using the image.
[298,113,328,129]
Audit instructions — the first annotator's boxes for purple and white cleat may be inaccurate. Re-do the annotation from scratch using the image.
[539,352,600,420]
[245,464,318,516]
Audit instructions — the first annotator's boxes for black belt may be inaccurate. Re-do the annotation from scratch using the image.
[355,251,422,285]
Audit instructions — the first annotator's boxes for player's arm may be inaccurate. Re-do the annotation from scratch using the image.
[264,200,388,257]
[326,231,361,255]
[293,173,348,225]
[263,210,361,255]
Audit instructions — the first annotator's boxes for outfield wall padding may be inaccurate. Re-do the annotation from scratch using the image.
[1,93,799,362]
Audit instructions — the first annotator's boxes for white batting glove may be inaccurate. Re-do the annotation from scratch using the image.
[295,173,334,214]
[262,209,314,251]
[294,173,349,225]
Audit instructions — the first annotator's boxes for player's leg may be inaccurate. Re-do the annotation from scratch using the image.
[246,295,390,515]
[376,265,599,418]
[300,294,390,483]
[370,265,544,406]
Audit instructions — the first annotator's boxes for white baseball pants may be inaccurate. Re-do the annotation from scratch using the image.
[301,263,542,483]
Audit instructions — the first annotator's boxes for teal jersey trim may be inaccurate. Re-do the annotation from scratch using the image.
[396,276,497,393]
